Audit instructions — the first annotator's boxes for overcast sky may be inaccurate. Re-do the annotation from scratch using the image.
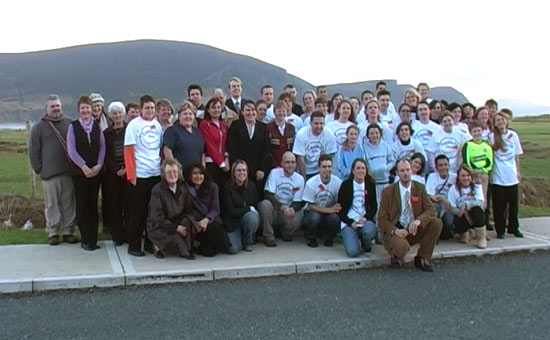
[2,0,549,107]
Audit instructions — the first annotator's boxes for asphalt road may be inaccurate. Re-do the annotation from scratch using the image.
[2,251,549,339]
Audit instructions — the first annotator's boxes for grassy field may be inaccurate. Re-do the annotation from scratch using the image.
[0,117,548,244]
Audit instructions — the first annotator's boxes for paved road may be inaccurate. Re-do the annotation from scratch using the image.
[2,251,549,339]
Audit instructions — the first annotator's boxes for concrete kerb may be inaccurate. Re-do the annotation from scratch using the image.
[2,227,550,294]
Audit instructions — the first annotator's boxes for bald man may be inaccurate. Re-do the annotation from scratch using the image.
[258,151,305,247]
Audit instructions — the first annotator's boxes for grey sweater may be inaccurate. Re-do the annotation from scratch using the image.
[28,118,75,180]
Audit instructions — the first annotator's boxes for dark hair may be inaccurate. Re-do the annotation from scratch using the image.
[398,103,411,113]
[440,100,449,107]
[456,165,476,195]
[140,95,156,109]
[348,157,373,184]
[318,154,333,166]
[342,125,360,149]
[375,81,386,89]
[468,119,482,131]
[310,111,325,120]
[187,84,203,96]
[361,90,374,99]
[241,99,257,111]
[410,152,426,176]
[77,95,92,108]
[366,123,383,140]
[261,84,273,94]
[314,97,328,106]
[434,154,449,166]
[126,102,139,112]
[278,92,293,102]
[376,89,391,99]
[334,99,356,123]
[500,108,513,118]
[184,163,212,198]
[417,82,430,91]
[417,101,430,109]
[203,97,223,121]
[395,121,414,140]
[485,98,498,108]
[429,100,441,110]
[283,83,295,90]
[329,93,343,112]
[462,102,475,111]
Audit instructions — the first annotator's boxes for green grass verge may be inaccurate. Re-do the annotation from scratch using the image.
[0,227,112,245]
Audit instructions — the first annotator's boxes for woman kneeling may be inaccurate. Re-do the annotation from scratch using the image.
[447,166,487,249]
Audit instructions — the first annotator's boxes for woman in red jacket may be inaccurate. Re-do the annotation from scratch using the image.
[199,98,230,189]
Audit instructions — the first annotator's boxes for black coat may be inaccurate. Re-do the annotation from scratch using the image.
[226,119,271,176]
[337,177,377,226]
[220,181,258,232]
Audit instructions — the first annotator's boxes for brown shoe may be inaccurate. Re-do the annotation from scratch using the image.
[264,239,277,247]
[48,235,60,246]
[414,256,434,272]
[62,235,79,244]
[390,256,404,267]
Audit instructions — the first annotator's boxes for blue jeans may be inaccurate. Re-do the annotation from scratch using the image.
[434,202,454,239]
[227,211,260,254]
[342,220,377,258]
[303,210,340,241]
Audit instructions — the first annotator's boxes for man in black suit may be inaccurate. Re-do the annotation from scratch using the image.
[225,76,248,117]
[284,83,304,116]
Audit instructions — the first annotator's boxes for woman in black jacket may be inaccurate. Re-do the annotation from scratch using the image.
[337,158,377,257]
[221,160,260,253]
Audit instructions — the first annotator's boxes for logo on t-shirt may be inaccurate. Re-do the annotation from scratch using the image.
[305,141,323,169]
[275,182,295,206]
[139,125,162,150]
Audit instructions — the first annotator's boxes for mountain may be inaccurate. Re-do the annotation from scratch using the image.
[0,40,467,122]
[496,99,550,117]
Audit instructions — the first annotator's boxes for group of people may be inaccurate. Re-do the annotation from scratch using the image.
[28,78,523,272]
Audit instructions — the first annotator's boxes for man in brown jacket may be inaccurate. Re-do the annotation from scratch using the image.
[377,158,442,272]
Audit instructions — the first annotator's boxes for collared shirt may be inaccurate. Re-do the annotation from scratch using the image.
[398,181,412,226]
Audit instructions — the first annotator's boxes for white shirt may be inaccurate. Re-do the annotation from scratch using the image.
[425,172,457,197]
[285,113,303,133]
[391,139,426,160]
[342,180,366,229]
[427,128,469,171]
[398,182,412,226]
[292,127,338,175]
[379,110,399,132]
[489,130,523,186]
[412,120,440,150]
[124,116,163,178]
[264,167,305,206]
[447,184,484,210]
[326,120,355,146]
[302,174,342,208]
[454,122,472,138]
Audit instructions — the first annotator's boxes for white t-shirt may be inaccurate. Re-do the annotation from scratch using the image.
[454,122,472,138]
[326,120,355,146]
[302,174,342,207]
[124,116,163,178]
[391,139,426,160]
[342,180,366,229]
[412,120,440,150]
[285,113,303,133]
[447,184,484,210]
[379,110,399,132]
[293,128,338,175]
[488,130,523,186]
[425,172,457,197]
[427,128,469,171]
[264,167,305,206]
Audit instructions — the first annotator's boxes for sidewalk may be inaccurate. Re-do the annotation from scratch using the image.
[1,217,549,294]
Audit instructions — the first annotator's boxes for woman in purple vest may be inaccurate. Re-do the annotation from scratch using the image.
[67,95,105,251]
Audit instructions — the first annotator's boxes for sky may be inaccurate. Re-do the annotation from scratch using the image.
[2,0,549,107]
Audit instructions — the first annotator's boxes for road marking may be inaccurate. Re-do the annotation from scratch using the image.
[523,232,550,243]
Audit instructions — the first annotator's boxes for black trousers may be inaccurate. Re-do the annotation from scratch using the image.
[100,171,109,232]
[72,175,101,246]
[194,220,230,257]
[492,184,519,236]
[128,176,160,252]
[453,206,485,234]
[106,173,131,244]
[206,163,230,192]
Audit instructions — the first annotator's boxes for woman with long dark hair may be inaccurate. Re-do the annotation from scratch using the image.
[184,163,230,256]
[337,158,377,257]
[447,166,487,248]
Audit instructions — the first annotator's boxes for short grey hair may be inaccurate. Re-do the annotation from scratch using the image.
[108,101,126,114]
